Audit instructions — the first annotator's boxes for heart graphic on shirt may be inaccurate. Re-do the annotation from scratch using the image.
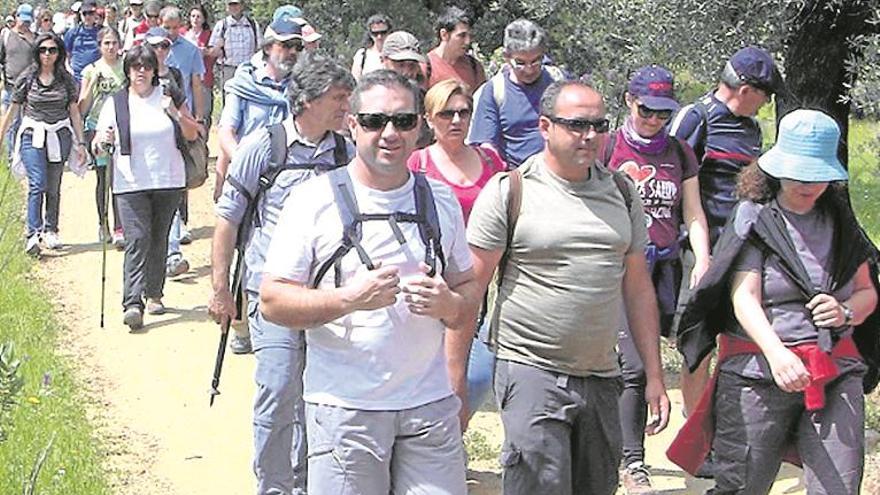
[618,161,656,185]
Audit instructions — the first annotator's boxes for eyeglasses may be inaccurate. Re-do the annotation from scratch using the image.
[509,57,542,70]
[146,13,159,19]
[131,63,154,71]
[548,115,610,134]
[82,11,96,16]
[151,42,170,50]
[636,104,673,121]
[41,18,51,22]
[280,39,303,51]
[370,29,389,37]
[435,108,472,120]
[38,46,59,55]
[356,113,419,131]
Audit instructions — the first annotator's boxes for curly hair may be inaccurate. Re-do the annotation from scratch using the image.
[736,161,847,208]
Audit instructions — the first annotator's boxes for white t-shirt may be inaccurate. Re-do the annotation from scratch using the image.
[96,87,185,194]
[263,167,473,410]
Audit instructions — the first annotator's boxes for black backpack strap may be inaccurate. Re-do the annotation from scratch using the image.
[612,171,634,213]
[602,131,618,167]
[413,173,444,277]
[113,88,132,155]
[668,135,688,167]
[332,132,349,167]
[313,168,376,288]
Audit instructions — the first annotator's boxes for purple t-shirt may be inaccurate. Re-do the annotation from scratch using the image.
[607,133,699,248]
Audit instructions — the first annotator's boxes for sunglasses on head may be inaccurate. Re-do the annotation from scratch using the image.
[636,104,673,121]
[435,108,472,120]
[280,38,303,51]
[38,46,59,54]
[356,113,419,131]
[548,115,610,134]
[370,29,389,37]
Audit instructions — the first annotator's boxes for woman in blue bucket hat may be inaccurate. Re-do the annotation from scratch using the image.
[667,109,880,493]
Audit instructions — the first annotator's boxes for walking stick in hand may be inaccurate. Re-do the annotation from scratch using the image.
[99,142,114,328]
[209,246,244,406]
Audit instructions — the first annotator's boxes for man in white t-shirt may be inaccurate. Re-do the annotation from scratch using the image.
[260,69,478,494]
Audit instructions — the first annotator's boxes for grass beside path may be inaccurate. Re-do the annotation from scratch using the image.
[0,169,110,494]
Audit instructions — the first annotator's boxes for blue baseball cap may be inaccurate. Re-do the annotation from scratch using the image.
[727,46,781,94]
[264,17,303,42]
[757,109,847,183]
[145,26,170,44]
[273,5,304,22]
[628,64,678,111]
[16,4,34,23]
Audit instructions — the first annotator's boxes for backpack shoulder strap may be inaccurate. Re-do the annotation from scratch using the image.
[247,16,258,45]
[612,171,634,213]
[491,70,506,109]
[668,135,688,167]
[497,168,523,285]
[413,172,444,277]
[602,132,618,167]
[267,122,287,170]
[332,131,349,167]
[113,88,132,155]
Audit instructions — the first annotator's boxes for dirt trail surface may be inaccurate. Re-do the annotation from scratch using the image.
[39,149,812,494]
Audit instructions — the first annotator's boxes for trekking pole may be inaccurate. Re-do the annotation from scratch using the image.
[209,246,244,406]
[99,141,114,328]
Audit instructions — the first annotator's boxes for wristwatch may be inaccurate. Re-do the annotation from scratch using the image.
[842,303,854,325]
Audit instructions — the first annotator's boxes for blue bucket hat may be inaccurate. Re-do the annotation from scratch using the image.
[757,109,847,183]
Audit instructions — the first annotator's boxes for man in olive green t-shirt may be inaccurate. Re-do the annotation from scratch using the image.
[465,81,670,495]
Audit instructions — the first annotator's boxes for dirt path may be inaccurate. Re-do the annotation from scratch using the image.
[38,149,813,494]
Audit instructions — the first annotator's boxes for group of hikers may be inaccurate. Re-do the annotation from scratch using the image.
[2,1,878,495]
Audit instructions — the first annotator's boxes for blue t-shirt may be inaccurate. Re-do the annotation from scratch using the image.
[467,67,558,168]
[165,36,206,114]
[669,92,763,238]
[64,25,100,82]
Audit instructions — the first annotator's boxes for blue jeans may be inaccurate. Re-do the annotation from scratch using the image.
[21,129,71,236]
[248,295,307,495]
[465,321,495,419]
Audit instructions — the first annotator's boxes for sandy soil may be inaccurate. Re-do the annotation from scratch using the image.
[32,144,847,494]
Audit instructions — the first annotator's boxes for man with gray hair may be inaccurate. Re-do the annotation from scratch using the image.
[210,52,355,495]
[467,18,566,168]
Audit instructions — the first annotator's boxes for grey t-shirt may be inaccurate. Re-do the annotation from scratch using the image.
[723,204,862,378]
[0,29,35,89]
[467,154,648,377]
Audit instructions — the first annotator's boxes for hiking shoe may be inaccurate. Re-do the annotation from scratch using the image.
[166,256,190,277]
[112,228,125,250]
[25,234,41,256]
[146,298,166,315]
[43,231,62,249]
[622,462,654,495]
[180,224,192,245]
[123,307,144,330]
[230,333,252,354]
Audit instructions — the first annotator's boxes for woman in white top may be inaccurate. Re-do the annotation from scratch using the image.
[350,14,391,80]
[94,44,199,330]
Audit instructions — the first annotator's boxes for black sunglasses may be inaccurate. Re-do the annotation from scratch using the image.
[548,115,609,134]
[82,10,97,16]
[280,38,303,51]
[435,108,472,120]
[356,113,419,131]
[151,41,170,50]
[38,46,59,54]
[146,13,159,19]
[370,29,389,36]
[636,104,673,121]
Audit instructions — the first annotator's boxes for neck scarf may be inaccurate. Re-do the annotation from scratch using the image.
[621,116,668,155]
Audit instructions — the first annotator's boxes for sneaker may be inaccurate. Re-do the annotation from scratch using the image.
[146,298,166,315]
[43,231,62,249]
[179,224,192,245]
[230,333,252,354]
[112,229,125,250]
[622,462,654,495]
[98,225,111,243]
[166,256,190,277]
[25,234,40,256]
[123,307,144,330]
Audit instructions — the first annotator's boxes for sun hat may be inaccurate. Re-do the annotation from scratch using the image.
[628,64,678,111]
[757,109,847,182]
[382,31,424,63]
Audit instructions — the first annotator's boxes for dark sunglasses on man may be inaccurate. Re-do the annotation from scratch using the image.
[280,38,303,51]
[548,115,610,134]
[356,113,419,131]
